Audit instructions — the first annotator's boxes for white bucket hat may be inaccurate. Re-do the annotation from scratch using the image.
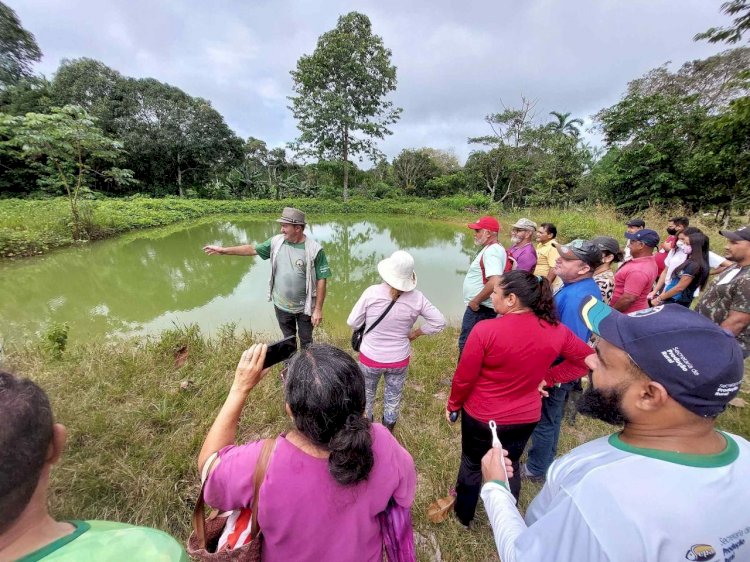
[377,250,418,292]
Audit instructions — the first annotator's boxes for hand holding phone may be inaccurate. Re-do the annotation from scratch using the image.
[262,335,298,369]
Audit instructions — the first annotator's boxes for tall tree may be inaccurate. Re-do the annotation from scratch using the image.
[289,12,401,199]
[392,148,440,194]
[0,1,41,87]
[695,1,750,44]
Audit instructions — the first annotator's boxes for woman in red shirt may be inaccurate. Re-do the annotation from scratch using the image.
[446,270,593,527]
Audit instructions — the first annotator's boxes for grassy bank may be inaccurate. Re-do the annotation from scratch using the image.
[4,327,749,561]
[0,195,735,259]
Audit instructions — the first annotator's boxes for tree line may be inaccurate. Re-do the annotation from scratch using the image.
[0,2,748,219]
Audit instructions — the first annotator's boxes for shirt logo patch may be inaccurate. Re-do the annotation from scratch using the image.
[685,544,716,561]
[628,305,663,317]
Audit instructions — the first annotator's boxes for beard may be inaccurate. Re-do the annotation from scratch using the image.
[576,382,628,426]
[510,236,521,245]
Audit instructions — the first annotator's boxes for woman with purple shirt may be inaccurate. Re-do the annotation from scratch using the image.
[198,344,416,562]
[347,251,446,432]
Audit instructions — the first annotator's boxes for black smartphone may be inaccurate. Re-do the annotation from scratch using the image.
[262,335,297,369]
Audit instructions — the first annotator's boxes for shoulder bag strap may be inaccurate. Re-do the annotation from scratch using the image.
[249,438,278,539]
[191,438,277,550]
[364,295,400,335]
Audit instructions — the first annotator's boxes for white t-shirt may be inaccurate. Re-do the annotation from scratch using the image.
[463,243,506,307]
[664,248,688,281]
[481,432,750,562]
[708,251,725,269]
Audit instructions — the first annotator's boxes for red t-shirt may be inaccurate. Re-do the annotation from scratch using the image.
[447,312,593,424]
[611,255,658,313]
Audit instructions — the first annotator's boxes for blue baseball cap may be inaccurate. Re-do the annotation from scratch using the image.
[580,297,743,417]
[624,228,660,247]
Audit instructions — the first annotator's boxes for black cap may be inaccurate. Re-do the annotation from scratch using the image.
[625,229,660,248]
[591,236,621,256]
[626,218,646,228]
[558,239,603,268]
[720,226,750,242]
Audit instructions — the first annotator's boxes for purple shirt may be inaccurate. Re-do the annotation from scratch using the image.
[204,424,416,562]
[509,243,538,272]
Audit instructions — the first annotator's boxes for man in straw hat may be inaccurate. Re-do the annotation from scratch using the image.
[204,207,331,348]
[481,299,750,561]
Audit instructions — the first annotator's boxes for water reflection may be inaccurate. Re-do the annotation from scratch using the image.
[0,216,482,343]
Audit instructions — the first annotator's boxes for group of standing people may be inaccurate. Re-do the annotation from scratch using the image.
[3,206,750,561]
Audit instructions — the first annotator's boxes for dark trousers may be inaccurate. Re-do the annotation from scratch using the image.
[455,410,536,526]
[458,305,497,356]
[526,382,573,477]
[274,306,314,349]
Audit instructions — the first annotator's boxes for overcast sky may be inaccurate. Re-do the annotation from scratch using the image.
[12,0,733,164]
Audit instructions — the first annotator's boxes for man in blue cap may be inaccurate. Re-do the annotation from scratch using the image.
[480,300,749,561]
[611,228,659,313]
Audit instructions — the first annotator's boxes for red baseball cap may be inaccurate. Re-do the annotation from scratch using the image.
[467,216,500,233]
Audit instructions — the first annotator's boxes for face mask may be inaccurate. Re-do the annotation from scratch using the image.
[683,245,692,255]
[623,246,631,260]
[666,227,677,235]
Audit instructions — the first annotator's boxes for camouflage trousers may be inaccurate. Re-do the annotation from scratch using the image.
[359,363,409,425]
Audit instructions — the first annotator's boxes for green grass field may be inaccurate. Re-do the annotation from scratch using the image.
[4,325,749,561]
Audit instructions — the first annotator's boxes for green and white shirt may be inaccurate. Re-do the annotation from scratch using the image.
[255,237,331,313]
[481,432,750,562]
[17,520,187,561]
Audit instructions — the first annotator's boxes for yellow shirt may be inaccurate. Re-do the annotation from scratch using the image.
[535,240,563,292]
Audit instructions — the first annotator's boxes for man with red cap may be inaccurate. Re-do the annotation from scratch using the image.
[458,216,507,356]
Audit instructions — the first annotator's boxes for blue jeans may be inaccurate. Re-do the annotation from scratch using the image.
[525,382,574,477]
[458,305,496,356]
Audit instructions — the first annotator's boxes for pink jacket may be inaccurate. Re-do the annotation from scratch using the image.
[347,283,446,363]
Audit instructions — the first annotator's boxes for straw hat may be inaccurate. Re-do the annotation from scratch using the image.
[377,251,418,292]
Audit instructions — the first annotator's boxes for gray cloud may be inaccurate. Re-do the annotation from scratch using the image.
[13,0,730,163]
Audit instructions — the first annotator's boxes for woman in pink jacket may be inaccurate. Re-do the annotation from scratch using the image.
[347,250,446,432]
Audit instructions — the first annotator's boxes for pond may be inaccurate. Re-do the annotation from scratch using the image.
[0,216,489,344]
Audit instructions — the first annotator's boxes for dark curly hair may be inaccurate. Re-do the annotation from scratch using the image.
[284,344,373,486]
[499,270,559,325]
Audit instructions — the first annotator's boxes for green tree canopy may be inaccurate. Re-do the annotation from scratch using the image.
[695,1,750,44]
[0,1,41,87]
[2,105,134,238]
[289,11,401,199]
[51,59,243,196]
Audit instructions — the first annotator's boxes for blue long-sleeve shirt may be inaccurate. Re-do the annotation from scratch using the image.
[554,278,602,342]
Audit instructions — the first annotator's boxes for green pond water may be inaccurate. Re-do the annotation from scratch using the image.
[0,216,490,345]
